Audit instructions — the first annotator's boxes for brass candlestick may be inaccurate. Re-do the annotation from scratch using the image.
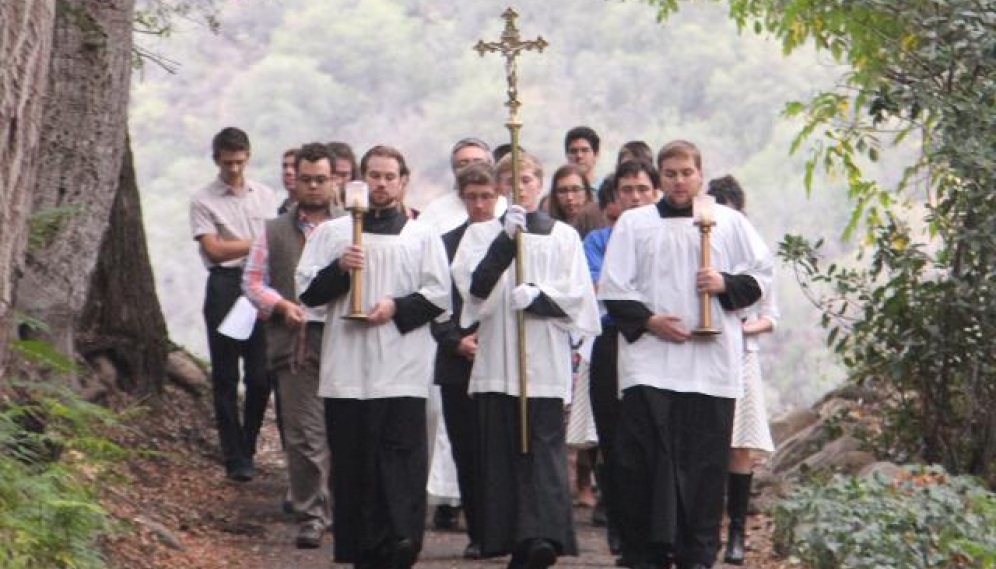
[475,7,547,454]
[692,219,721,336]
[343,181,369,322]
[692,193,721,336]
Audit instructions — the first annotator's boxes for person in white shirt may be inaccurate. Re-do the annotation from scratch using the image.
[188,126,277,482]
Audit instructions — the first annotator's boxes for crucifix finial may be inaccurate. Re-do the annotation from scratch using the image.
[474,7,548,118]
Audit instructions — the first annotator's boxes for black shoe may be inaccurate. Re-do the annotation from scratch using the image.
[432,505,459,530]
[524,540,556,569]
[295,522,323,549]
[616,555,633,567]
[226,463,255,482]
[607,524,622,555]
[392,538,418,569]
[463,541,482,560]
[592,497,608,527]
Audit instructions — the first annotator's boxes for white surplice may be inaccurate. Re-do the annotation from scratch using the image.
[296,216,451,400]
[598,203,773,399]
[452,219,601,399]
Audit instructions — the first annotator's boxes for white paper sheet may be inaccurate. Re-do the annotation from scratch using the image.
[217,296,258,340]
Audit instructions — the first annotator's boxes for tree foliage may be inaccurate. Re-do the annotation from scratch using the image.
[646,0,996,481]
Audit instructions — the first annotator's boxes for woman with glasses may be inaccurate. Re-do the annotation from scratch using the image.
[547,164,602,238]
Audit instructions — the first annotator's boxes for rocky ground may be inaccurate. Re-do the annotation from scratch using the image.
[100,375,792,569]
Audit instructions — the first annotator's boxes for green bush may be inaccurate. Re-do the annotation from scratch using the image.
[774,465,996,569]
[0,382,129,569]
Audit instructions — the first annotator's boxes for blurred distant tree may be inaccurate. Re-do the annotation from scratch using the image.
[648,0,996,483]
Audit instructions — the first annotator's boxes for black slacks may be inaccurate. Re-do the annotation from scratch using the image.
[589,327,622,529]
[440,382,480,544]
[202,267,270,472]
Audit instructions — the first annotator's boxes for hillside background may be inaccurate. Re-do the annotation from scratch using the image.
[129,0,915,410]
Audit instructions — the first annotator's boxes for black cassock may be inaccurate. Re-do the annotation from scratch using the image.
[325,397,428,566]
[613,385,735,568]
[475,393,578,559]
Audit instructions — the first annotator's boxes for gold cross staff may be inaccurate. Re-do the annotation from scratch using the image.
[474,7,547,454]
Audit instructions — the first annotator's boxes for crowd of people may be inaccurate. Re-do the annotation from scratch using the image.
[188,125,777,569]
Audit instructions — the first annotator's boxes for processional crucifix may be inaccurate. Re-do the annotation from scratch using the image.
[474,7,547,454]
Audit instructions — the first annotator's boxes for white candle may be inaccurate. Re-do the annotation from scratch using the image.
[344,180,369,210]
[693,193,715,225]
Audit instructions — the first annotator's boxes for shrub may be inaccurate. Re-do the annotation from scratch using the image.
[773,465,996,569]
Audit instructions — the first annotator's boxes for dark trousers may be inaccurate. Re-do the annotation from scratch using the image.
[614,386,734,568]
[589,328,621,528]
[202,267,270,471]
[440,382,480,544]
[325,397,428,567]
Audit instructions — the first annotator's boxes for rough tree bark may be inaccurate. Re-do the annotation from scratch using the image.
[79,136,169,397]
[0,1,56,378]
[14,0,135,378]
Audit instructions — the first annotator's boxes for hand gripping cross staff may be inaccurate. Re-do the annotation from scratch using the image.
[474,7,547,454]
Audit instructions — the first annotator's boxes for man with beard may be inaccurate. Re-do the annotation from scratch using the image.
[296,145,451,569]
[243,143,343,548]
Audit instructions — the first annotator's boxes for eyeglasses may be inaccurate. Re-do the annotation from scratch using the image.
[554,185,585,195]
[297,175,331,186]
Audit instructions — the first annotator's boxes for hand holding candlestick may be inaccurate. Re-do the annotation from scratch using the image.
[693,193,722,336]
[343,181,370,321]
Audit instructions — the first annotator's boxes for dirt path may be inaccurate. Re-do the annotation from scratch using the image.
[104,387,780,569]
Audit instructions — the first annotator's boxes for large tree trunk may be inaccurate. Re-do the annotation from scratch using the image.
[79,136,168,397]
[14,0,135,379]
[0,1,56,378]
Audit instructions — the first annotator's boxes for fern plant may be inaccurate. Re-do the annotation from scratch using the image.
[0,382,129,569]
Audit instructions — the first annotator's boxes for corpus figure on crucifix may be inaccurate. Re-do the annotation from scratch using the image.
[453,9,600,569]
